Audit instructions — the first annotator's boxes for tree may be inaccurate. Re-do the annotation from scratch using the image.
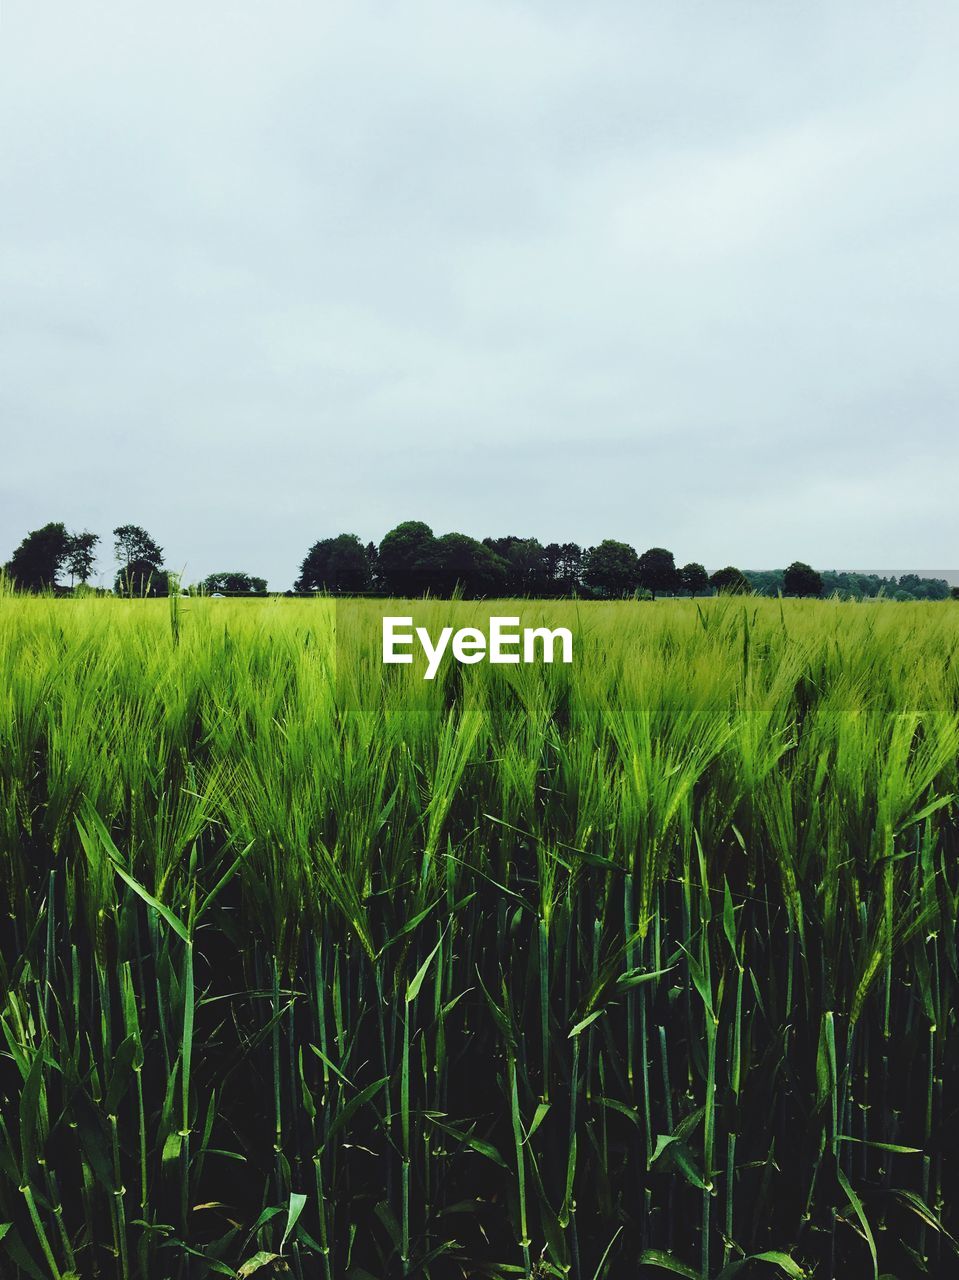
[896,573,949,601]
[114,524,163,569]
[542,542,563,593]
[116,561,170,595]
[507,538,549,595]
[637,547,679,598]
[202,572,267,594]
[65,531,99,586]
[295,534,371,593]
[4,522,71,590]
[783,561,823,598]
[582,540,639,597]
[113,524,165,595]
[418,533,506,597]
[364,541,380,590]
[709,566,750,595]
[742,569,782,596]
[377,521,437,596]
[556,542,583,595]
[679,562,709,596]
[483,536,550,595]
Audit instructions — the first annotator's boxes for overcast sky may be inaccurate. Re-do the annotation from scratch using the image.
[2,2,957,588]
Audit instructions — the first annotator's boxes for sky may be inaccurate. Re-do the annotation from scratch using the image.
[2,1,958,590]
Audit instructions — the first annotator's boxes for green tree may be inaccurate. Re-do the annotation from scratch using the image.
[542,542,563,593]
[896,573,950,601]
[679,562,709,596]
[116,561,170,596]
[203,572,267,594]
[582,540,640,597]
[783,561,824,598]
[114,524,163,569]
[4,522,71,591]
[742,569,783,596]
[710,565,750,595]
[377,521,437,596]
[364,541,380,589]
[556,542,583,595]
[113,524,165,595]
[65,531,99,586]
[637,547,679,597]
[418,533,506,597]
[295,534,371,593]
[483,536,550,595]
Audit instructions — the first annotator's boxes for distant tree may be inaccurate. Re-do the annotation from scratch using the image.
[418,533,507,597]
[896,573,950,601]
[203,572,267,594]
[509,538,550,595]
[818,571,852,600]
[556,542,583,594]
[818,572,889,599]
[783,561,824,598]
[482,536,517,561]
[582,540,640,597]
[709,566,750,595]
[482,536,549,595]
[542,542,563,593]
[951,587,959,601]
[116,561,169,595]
[806,570,950,601]
[534,541,584,595]
[66,531,99,586]
[377,521,437,596]
[4,522,71,590]
[679,562,709,596]
[295,534,371,593]
[114,524,163,570]
[364,541,380,589]
[637,547,680,598]
[743,569,784,596]
[113,524,165,594]
[116,561,170,596]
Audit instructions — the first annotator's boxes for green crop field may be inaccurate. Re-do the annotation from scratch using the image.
[2,592,959,1279]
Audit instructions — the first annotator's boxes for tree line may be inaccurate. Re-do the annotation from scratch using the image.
[295,524,760,598]
[293,524,954,600]
[3,518,954,601]
[0,522,265,598]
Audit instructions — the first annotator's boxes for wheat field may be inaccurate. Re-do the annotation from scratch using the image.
[2,591,959,1279]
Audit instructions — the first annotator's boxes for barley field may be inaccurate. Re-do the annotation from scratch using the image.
[2,592,959,1280]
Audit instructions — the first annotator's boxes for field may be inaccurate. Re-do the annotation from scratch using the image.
[2,593,959,1279]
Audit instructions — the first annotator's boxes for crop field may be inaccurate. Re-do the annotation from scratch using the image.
[3,593,959,1279]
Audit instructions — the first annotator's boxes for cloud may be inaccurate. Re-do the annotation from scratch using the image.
[2,1,957,587]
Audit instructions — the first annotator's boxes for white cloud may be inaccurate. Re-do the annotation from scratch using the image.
[2,1,958,586]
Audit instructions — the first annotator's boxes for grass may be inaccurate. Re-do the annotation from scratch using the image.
[2,591,959,1278]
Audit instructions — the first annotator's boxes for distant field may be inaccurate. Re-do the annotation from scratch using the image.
[2,595,959,1279]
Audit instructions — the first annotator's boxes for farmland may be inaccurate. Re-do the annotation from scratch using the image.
[2,593,959,1279]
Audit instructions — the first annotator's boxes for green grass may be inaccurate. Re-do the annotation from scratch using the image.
[2,592,959,1278]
